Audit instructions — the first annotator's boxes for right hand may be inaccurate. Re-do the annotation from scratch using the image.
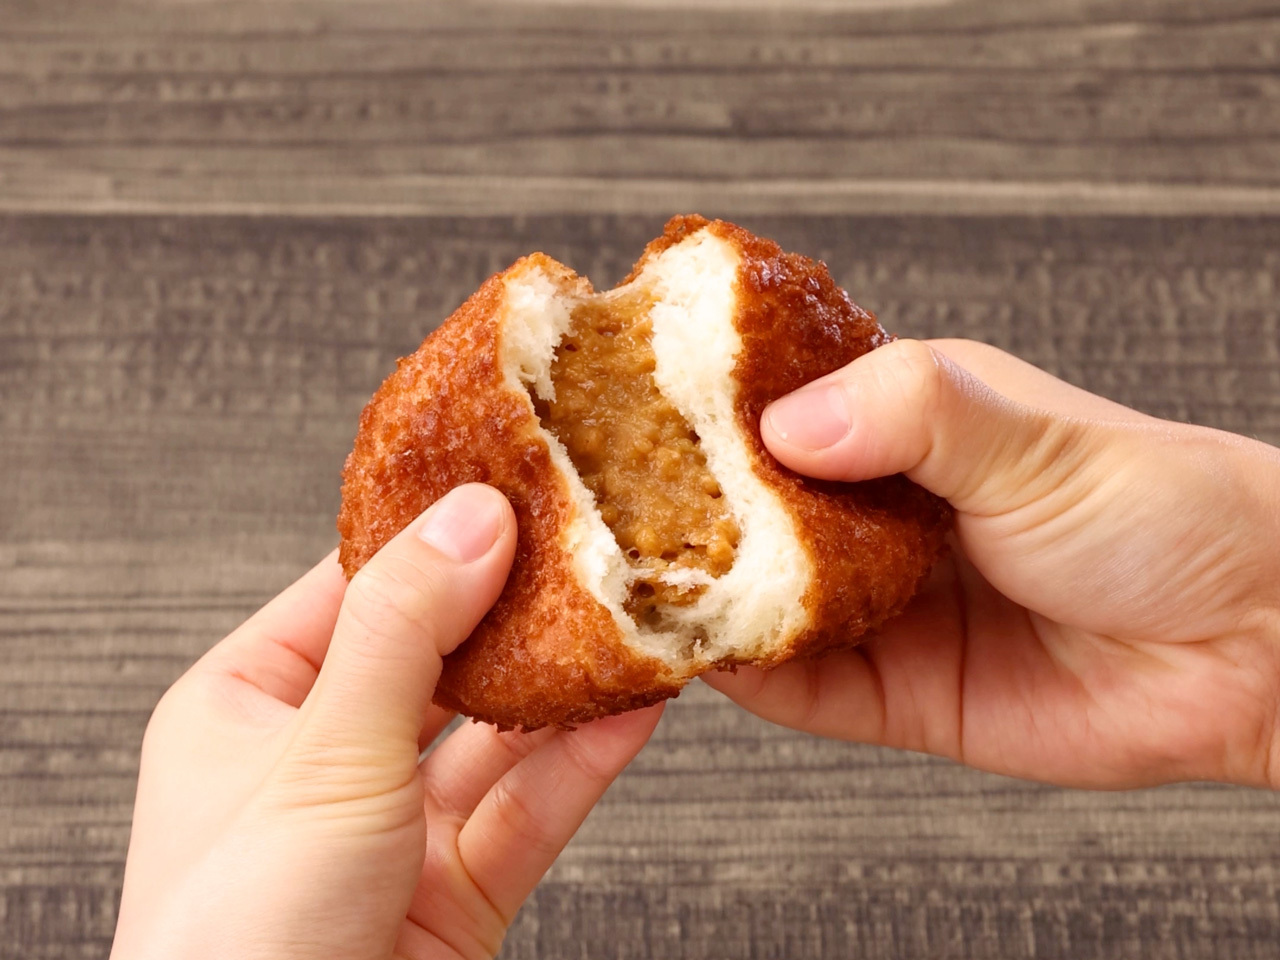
[706,339,1280,790]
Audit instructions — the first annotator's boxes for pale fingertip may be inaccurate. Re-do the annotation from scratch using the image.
[290,486,516,756]
[763,382,852,453]
[700,664,767,698]
[566,702,666,744]
[417,483,511,564]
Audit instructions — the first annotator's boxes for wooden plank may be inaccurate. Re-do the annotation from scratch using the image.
[8,170,1280,218]
[1,18,1277,75]
[2,212,1279,958]
[3,2,1279,957]
[511,870,1280,960]
[6,0,1280,37]
[2,0,1279,215]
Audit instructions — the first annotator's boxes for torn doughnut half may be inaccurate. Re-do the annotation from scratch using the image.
[338,216,951,729]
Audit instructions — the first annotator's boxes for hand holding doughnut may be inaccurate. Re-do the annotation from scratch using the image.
[111,484,662,960]
[707,339,1280,790]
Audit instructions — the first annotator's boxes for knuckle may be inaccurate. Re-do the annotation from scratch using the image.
[972,410,1102,520]
[875,339,948,419]
[145,669,207,736]
[140,668,231,758]
[344,553,451,643]
[560,731,624,788]
[269,738,422,816]
[1022,414,1099,491]
[493,728,547,767]
[141,683,184,750]
[486,777,560,867]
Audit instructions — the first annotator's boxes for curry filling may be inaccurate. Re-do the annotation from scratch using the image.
[534,289,739,626]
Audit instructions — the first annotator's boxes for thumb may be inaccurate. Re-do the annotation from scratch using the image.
[295,483,515,757]
[761,338,1100,517]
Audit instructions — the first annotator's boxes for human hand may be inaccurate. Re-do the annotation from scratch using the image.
[706,339,1280,790]
[111,483,663,960]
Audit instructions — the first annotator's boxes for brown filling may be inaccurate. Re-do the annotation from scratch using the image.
[534,289,739,625]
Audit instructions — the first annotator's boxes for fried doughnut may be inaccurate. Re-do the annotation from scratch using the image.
[338,216,951,729]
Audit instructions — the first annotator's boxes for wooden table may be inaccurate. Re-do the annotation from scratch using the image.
[3,2,1279,957]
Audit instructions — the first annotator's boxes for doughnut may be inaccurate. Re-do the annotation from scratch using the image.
[338,216,951,729]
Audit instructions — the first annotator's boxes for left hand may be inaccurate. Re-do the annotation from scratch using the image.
[110,483,663,960]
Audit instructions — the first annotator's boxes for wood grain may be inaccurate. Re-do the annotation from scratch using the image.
[3,213,1279,959]
[4,0,1280,956]
[2,0,1280,215]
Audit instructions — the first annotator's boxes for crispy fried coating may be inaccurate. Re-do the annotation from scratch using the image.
[338,217,951,729]
[659,217,952,668]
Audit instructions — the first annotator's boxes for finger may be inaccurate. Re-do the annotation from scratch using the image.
[760,338,1109,517]
[200,550,347,706]
[294,484,517,757]
[703,557,968,755]
[456,704,663,920]
[702,657,888,743]
[418,704,457,754]
[926,338,1142,422]
[420,721,557,821]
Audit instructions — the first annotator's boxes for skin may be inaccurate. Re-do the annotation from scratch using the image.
[114,338,1280,957]
[705,338,1280,790]
[111,483,664,960]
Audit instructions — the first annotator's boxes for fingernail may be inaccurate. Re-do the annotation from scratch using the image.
[418,485,506,563]
[765,383,851,451]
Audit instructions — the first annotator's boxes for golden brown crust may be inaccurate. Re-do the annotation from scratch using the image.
[695,216,952,667]
[339,219,951,729]
[337,255,680,730]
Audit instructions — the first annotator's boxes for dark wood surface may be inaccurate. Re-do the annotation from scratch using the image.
[3,3,1280,959]
[5,0,1280,216]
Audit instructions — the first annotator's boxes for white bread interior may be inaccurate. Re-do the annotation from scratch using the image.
[498,231,815,673]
